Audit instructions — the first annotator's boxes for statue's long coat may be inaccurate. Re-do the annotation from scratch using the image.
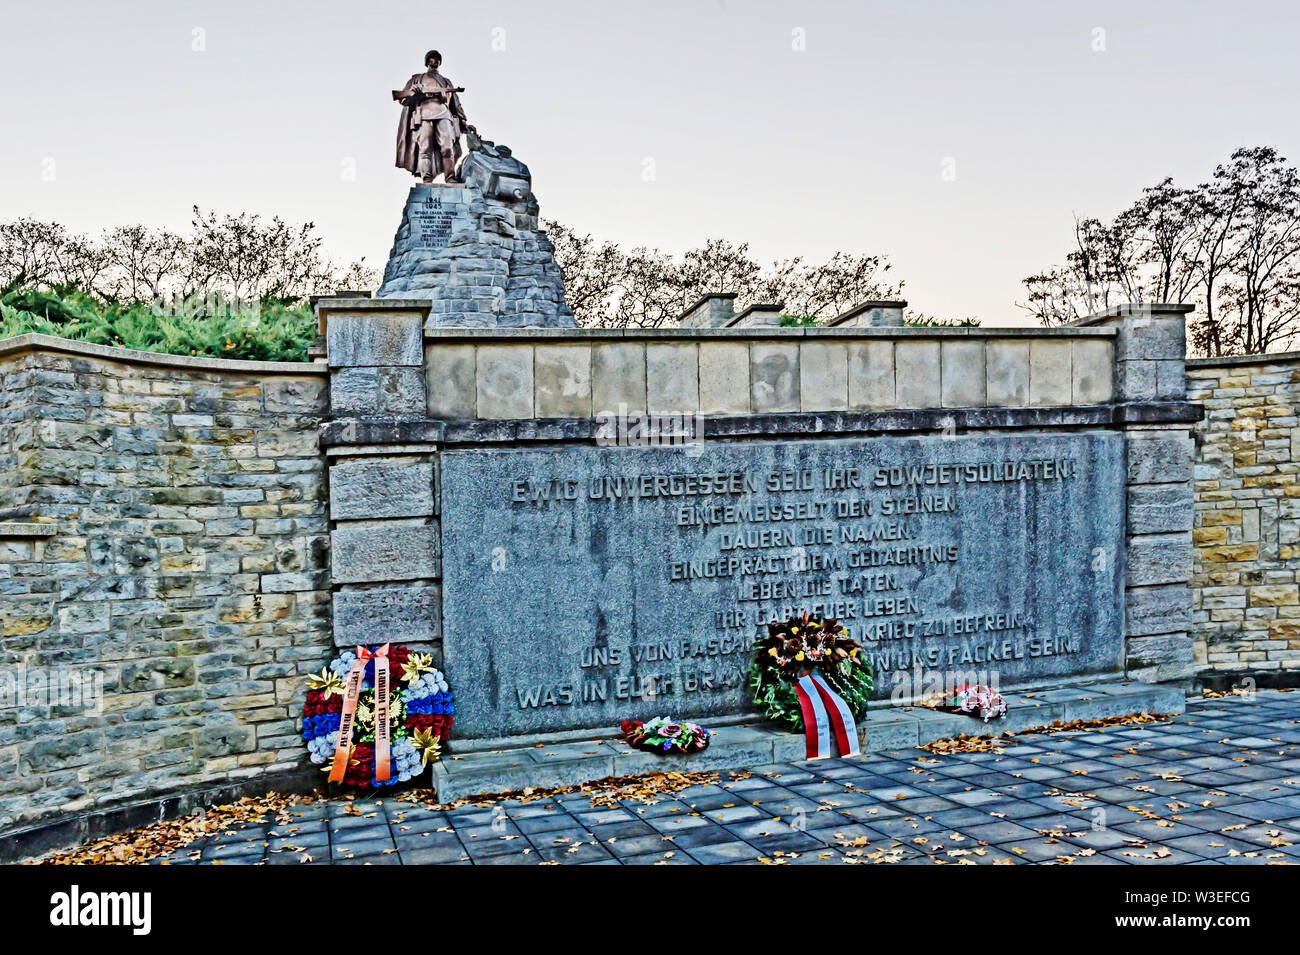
[395,71,465,179]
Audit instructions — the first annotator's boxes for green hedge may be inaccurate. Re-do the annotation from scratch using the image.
[0,286,315,362]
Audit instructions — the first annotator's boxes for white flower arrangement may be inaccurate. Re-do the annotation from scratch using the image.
[307,730,339,765]
[952,684,1008,722]
[401,670,449,702]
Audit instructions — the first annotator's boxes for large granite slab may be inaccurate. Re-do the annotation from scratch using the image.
[329,458,435,521]
[439,433,1126,739]
[332,582,442,649]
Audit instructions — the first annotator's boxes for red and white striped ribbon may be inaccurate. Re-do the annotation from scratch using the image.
[794,672,861,759]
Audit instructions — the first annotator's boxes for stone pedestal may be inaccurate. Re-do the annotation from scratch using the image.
[1075,304,1198,685]
[376,140,575,329]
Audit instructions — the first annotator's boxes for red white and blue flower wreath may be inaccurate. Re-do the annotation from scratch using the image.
[301,644,454,789]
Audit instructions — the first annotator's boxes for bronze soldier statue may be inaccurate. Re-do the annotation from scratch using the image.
[394,50,476,183]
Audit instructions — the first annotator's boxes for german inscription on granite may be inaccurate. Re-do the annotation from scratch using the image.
[439,434,1125,738]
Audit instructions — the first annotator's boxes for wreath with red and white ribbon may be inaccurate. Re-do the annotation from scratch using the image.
[749,614,874,760]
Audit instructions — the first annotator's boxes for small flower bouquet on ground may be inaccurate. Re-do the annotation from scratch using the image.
[950,684,1008,722]
[620,716,711,754]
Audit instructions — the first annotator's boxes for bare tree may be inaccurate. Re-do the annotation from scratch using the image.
[616,246,692,327]
[98,225,189,301]
[1128,178,1200,303]
[1224,147,1300,353]
[546,223,904,328]
[756,252,901,319]
[1187,160,1250,355]
[1023,145,1300,356]
[188,207,333,301]
[0,218,71,288]
[1018,216,1137,325]
[678,239,762,301]
[543,222,630,327]
[331,258,381,293]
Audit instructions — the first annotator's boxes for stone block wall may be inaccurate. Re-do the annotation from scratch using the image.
[0,300,1227,843]
[0,336,331,835]
[1073,306,1198,685]
[420,327,1116,420]
[1188,352,1300,674]
[319,302,444,659]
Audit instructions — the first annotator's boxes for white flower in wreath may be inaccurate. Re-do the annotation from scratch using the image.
[329,651,357,680]
[307,730,339,764]
[403,671,449,701]
[391,737,422,782]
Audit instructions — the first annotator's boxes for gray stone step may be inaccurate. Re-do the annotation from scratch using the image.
[430,679,1185,803]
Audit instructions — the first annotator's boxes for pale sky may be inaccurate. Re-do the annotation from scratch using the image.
[2,0,1297,325]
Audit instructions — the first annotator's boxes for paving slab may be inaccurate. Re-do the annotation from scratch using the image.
[118,690,1300,866]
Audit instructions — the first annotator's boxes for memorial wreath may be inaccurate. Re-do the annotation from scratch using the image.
[620,716,711,754]
[301,644,454,788]
[749,613,873,758]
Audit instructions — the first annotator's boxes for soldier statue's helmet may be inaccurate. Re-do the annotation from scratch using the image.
[424,50,441,66]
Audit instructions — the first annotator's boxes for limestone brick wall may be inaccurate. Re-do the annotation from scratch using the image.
[1188,352,1300,673]
[0,336,331,834]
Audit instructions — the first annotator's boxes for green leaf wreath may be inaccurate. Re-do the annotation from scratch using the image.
[748,613,874,731]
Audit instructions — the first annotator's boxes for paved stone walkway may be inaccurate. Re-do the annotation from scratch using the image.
[157,692,1300,865]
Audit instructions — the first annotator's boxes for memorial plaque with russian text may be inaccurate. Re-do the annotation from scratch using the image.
[439,433,1125,739]
[411,194,463,250]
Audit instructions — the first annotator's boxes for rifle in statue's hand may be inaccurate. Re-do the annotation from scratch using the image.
[393,86,465,101]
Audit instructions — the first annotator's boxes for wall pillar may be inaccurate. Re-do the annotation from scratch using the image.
[318,298,444,663]
[1077,304,1199,684]
[827,300,908,328]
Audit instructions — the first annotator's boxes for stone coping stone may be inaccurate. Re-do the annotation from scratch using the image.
[1071,304,1195,325]
[318,401,1203,449]
[680,291,739,313]
[827,300,910,324]
[0,333,326,375]
[1188,351,1300,369]
[429,680,1185,803]
[317,297,432,314]
[0,522,56,538]
[422,325,1118,342]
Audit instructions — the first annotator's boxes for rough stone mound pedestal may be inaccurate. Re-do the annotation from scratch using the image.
[376,138,575,328]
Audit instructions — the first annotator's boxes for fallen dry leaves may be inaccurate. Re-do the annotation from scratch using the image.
[29,791,321,866]
[920,711,1173,756]
[398,768,727,812]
